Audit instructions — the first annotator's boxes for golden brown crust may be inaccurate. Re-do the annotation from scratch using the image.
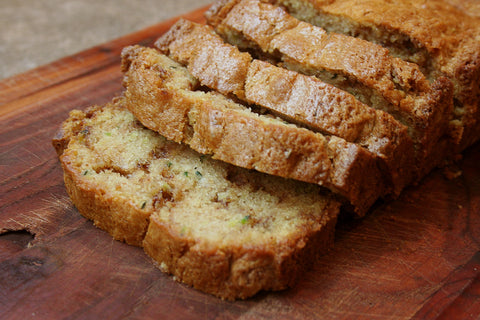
[121,45,387,214]
[143,209,337,300]
[155,19,251,99]
[121,45,198,143]
[53,100,340,300]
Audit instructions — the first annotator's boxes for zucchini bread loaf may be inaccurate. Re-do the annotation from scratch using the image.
[52,98,340,300]
[53,0,480,301]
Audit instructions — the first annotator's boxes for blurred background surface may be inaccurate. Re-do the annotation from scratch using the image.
[0,0,212,79]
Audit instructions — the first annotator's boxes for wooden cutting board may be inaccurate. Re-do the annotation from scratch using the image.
[1,6,479,319]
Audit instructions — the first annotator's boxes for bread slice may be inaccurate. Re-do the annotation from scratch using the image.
[121,45,387,215]
[154,18,415,196]
[52,98,340,300]
[266,0,480,151]
[205,0,455,178]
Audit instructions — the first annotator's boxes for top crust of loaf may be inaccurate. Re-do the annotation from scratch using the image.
[53,98,339,299]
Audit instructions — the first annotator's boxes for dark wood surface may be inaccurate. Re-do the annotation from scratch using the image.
[1,6,479,320]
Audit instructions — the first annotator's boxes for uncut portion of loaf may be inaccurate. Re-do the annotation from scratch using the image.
[206,0,454,180]
[267,0,480,151]
[155,19,415,196]
[52,98,340,300]
[121,45,386,215]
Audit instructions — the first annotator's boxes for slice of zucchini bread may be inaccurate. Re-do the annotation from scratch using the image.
[205,0,455,180]
[52,98,340,300]
[121,45,387,215]
[154,19,415,196]
[266,0,480,151]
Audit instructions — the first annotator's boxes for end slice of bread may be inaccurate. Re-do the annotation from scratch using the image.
[52,98,340,300]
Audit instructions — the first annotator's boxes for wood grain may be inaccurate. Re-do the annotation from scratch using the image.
[1,5,479,319]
